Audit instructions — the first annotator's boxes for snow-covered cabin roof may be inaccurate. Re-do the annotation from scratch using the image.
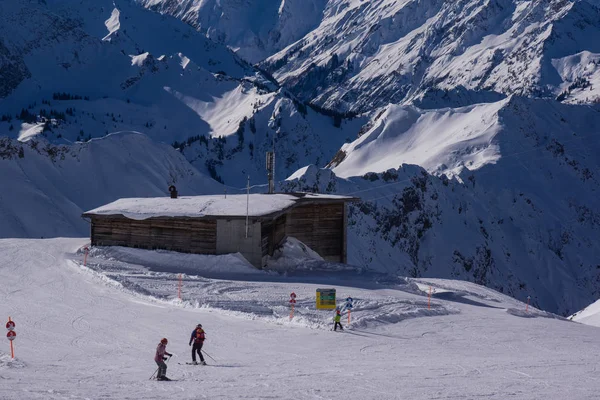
[83,193,358,221]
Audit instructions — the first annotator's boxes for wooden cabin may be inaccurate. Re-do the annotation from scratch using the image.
[82,193,359,268]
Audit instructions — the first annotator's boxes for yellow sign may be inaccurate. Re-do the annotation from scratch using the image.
[316,288,336,309]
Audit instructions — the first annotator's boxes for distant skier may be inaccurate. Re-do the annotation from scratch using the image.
[333,308,344,331]
[189,323,206,365]
[154,338,173,381]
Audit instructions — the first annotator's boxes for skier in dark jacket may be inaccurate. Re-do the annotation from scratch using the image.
[154,338,173,380]
[189,324,206,365]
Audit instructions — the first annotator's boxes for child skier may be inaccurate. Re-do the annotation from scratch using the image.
[189,323,206,365]
[333,308,344,331]
[154,338,173,381]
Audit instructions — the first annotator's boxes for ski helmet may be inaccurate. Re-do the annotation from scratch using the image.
[161,338,168,344]
[197,323,202,328]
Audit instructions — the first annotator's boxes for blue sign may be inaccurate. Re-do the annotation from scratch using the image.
[345,297,353,310]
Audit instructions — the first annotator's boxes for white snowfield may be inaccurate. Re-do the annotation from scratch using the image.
[1,239,600,399]
[570,298,600,327]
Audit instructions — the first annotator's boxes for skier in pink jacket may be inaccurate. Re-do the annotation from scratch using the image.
[154,338,173,381]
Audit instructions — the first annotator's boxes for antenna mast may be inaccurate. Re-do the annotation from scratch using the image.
[266,149,275,194]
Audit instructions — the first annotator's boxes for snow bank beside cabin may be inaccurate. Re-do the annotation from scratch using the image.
[76,244,457,330]
[266,237,324,271]
[87,246,262,276]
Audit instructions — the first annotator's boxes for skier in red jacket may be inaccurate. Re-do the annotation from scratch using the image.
[189,324,206,365]
[154,338,173,380]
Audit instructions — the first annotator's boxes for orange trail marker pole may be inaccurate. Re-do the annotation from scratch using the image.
[178,274,182,300]
[428,286,432,310]
[348,310,351,325]
[526,296,531,312]
[290,304,294,320]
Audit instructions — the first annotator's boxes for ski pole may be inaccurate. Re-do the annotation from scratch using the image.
[202,349,217,362]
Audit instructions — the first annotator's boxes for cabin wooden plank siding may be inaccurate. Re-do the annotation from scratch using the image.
[83,193,358,269]
[285,203,346,262]
[90,215,217,254]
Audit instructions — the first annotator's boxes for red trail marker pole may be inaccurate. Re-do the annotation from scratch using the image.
[6,317,16,359]
[289,292,297,320]
[526,296,531,312]
[83,246,89,266]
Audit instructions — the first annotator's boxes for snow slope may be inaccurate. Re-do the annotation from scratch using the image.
[553,51,600,104]
[1,238,600,399]
[331,96,600,179]
[331,99,507,179]
[570,298,600,327]
[0,133,222,238]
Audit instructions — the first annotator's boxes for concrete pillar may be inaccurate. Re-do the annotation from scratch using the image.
[216,219,263,268]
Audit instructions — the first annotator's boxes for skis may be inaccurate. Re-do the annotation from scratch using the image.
[178,362,208,366]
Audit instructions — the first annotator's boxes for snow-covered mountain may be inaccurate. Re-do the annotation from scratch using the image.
[258,0,600,112]
[283,96,600,315]
[0,0,360,187]
[136,0,328,64]
[0,133,222,238]
[331,96,600,179]
[135,0,600,112]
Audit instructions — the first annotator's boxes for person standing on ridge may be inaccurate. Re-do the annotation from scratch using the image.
[333,308,344,331]
[189,324,206,365]
[154,338,173,381]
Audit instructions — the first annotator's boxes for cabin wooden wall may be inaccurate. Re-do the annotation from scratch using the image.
[91,216,217,254]
[284,203,345,262]
[261,215,287,257]
[88,200,350,266]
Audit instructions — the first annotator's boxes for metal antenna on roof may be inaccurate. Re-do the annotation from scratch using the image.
[272,133,276,193]
[245,175,250,239]
[266,151,274,194]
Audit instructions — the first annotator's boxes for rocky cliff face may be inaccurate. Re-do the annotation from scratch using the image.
[260,0,600,112]
[136,0,600,113]
[136,0,328,63]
